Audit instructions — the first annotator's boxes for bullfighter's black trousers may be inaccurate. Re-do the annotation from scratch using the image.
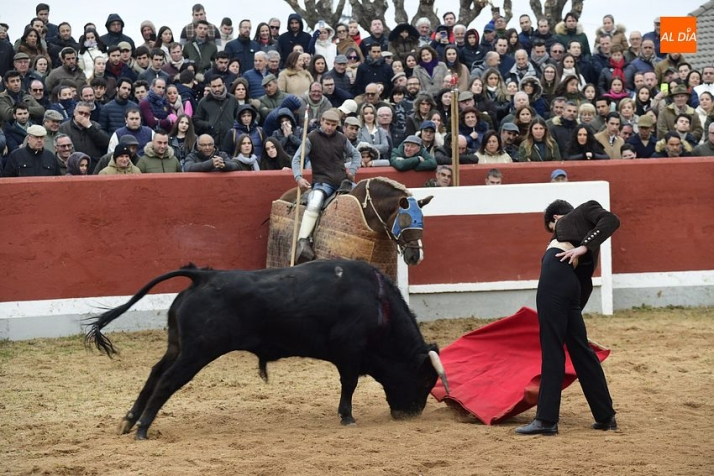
[534,248,615,424]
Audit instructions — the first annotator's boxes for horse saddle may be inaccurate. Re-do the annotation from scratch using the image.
[298,179,355,211]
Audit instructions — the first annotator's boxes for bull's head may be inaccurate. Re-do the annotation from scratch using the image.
[380,345,449,420]
[392,195,433,267]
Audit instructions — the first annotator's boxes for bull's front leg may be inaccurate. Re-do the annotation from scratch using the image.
[337,369,359,425]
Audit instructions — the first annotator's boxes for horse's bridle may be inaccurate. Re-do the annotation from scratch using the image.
[360,179,424,254]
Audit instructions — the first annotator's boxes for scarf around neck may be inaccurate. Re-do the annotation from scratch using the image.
[609,56,625,82]
[209,86,228,101]
[419,57,439,77]
[147,90,170,119]
[236,153,260,170]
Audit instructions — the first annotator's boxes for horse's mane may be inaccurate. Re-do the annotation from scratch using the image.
[356,177,411,196]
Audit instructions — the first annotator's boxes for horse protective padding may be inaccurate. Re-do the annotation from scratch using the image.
[430,307,610,425]
[266,195,398,280]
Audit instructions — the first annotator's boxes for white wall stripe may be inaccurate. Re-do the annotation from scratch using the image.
[0,293,178,319]
[613,270,714,288]
[0,272,712,321]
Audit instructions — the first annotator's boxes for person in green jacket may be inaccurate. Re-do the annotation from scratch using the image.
[554,12,591,59]
[389,135,437,171]
[99,145,142,175]
[136,131,182,173]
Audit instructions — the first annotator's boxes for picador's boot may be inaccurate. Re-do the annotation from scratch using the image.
[294,208,320,264]
[295,238,315,264]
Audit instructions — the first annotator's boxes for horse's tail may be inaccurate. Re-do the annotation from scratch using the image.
[84,264,208,357]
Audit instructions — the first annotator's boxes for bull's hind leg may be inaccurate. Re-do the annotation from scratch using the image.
[121,298,182,434]
[120,346,179,434]
[134,351,217,440]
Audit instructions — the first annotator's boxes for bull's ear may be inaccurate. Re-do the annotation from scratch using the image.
[415,352,430,369]
[399,196,410,209]
[415,344,439,368]
[418,195,434,208]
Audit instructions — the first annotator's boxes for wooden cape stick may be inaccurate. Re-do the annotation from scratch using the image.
[290,110,311,266]
[450,85,460,186]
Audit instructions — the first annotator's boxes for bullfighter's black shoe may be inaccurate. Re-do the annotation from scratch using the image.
[515,419,559,435]
[592,415,618,431]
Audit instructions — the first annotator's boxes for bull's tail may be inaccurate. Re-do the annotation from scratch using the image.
[84,264,207,357]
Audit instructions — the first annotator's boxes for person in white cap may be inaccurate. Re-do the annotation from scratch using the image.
[3,125,60,177]
[291,109,361,263]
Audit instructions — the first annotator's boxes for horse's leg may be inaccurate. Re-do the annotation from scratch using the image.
[134,349,218,440]
[120,324,180,434]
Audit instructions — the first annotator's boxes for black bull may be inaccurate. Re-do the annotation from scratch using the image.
[85,260,450,439]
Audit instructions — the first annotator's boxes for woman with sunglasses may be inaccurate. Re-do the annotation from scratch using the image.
[343,47,362,83]
[335,23,364,62]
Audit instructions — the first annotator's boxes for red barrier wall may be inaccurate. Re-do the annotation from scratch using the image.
[1,158,713,302]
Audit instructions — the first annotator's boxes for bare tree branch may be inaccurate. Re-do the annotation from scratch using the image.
[502,0,514,24]
[529,0,544,20]
[570,0,584,19]
[457,0,490,28]
[539,0,584,28]
[349,0,390,31]
[283,0,310,21]
[410,0,439,28]
[393,0,408,25]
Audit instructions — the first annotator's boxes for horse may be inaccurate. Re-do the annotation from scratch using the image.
[266,177,433,280]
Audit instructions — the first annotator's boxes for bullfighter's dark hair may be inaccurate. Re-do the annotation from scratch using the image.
[544,199,574,232]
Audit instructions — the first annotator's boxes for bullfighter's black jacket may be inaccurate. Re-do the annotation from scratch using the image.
[551,200,620,307]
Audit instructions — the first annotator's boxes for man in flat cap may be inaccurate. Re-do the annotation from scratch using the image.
[3,125,60,177]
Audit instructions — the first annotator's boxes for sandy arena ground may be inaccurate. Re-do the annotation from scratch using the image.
[1,307,712,475]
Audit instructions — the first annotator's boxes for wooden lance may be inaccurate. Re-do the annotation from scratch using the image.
[290,109,311,266]
[450,74,460,186]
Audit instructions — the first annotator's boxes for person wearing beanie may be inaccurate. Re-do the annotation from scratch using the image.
[93,134,141,174]
[99,144,142,175]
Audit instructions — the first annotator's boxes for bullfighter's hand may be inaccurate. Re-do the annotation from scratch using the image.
[556,245,588,265]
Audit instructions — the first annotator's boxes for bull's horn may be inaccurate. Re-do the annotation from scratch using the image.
[428,350,450,394]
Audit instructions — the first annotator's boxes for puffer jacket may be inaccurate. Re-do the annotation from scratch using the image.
[554,21,591,58]
[136,142,181,173]
[98,157,142,174]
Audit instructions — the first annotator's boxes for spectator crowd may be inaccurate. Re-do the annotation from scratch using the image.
[1,3,713,179]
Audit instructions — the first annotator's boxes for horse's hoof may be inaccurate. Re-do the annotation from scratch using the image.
[135,428,148,440]
[340,417,356,426]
